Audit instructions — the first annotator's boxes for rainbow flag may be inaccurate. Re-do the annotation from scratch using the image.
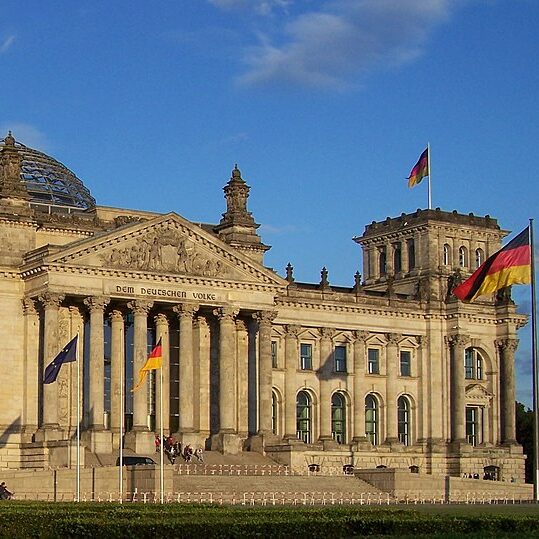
[132,337,163,391]
[407,148,429,188]
[453,227,531,302]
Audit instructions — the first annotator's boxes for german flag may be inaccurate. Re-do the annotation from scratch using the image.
[453,227,531,302]
[407,148,429,188]
[132,337,163,391]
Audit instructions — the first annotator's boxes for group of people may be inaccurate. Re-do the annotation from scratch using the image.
[154,435,204,465]
[0,482,12,500]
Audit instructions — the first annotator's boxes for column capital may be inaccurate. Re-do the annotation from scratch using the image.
[416,334,429,347]
[83,295,110,312]
[22,297,38,316]
[385,332,402,346]
[445,334,471,348]
[319,327,335,341]
[235,318,248,332]
[252,310,277,327]
[108,309,124,323]
[173,302,199,319]
[38,292,64,309]
[284,324,302,338]
[495,338,519,353]
[213,306,239,322]
[154,312,169,326]
[127,299,153,315]
[352,330,369,343]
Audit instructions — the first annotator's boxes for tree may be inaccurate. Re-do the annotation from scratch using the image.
[516,401,534,483]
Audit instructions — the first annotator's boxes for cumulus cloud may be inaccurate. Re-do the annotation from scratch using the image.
[235,0,454,89]
[0,34,15,54]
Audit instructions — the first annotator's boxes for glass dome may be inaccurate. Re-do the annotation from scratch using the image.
[1,134,96,211]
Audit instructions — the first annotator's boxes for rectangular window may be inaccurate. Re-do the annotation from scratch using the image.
[367,348,379,374]
[464,349,474,379]
[271,340,278,368]
[466,406,482,446]
[407,239,416,270]
[400,350,411,377]
[300,343,312,370]
[334,345,347,373]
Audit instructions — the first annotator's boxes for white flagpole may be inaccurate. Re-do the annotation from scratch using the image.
[160,346,164,505]
[76,332,81,503]
[427,142,432,210]
[119,325,124,504]
[530,218,539,501]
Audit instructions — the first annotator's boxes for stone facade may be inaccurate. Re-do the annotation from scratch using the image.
[0,134,527,482]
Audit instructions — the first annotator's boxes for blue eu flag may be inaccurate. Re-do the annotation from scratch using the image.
[43,335,78,384]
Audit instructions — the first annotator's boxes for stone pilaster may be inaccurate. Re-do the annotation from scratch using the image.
[352,330,369,446]
[173,303,199,441]
[318,327,335,445]
[211,306,240,453]
[284,325,301,442]
[235,318,249,438]
[83,296,110,431]
[36,292,64,440]
[194,316,210,437]
[385,333,401,445]
[447,334,470,444]
[22,298,39,440]
[497,338,519,444]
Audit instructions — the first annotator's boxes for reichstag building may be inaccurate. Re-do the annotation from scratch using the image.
[0,132,526,481]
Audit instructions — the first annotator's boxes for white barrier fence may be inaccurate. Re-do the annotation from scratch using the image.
[11,490,535,505]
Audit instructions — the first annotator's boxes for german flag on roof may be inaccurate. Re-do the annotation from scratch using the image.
[453,226,531,302]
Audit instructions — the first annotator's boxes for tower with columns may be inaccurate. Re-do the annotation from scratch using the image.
[0,133,527,482]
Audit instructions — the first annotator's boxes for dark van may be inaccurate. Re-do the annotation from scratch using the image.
[116,456,156,466]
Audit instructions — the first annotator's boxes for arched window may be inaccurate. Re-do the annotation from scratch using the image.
[475,248,484,268]
[296,391,312,443]
[443,244,451,265]
[331,393,346,444]
[365,394,379,445]
[464,348,483,380]
[458,246,468,267]
[271,391,279,435]
[393,243,402,273]
[379,247,387,275]
[397,396,410,446]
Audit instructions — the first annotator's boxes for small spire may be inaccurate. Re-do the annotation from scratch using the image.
[320,267,330,290]
[4,131,15,146]
[286,262,294,283]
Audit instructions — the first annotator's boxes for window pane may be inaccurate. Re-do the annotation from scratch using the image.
[271,340,278,368]
[368,348,379,374]
[400,351,411,377]
[335,345,347,372]
[300,343,312,370]
[331,393,345,444]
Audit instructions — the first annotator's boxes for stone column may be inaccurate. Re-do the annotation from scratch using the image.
[194,316,210,437]
[284,325,301,441]
[109,310,124,446]
[38,292,64,437]
[318,327,335,443]
[83,296,110,431]
[154,313,170,436]
[352,331,369,445]
[173,303,199,440]
[253,311,277,436]
[236,319,249,437]
[497,338,518,444]
[22,298,40,440]
[211,306,239,453]
[447,334,470,443]
[124,300,153,453]
[385,333,401,444]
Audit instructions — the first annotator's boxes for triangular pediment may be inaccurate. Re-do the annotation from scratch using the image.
[465,383,493,404]
[42,212,286,286]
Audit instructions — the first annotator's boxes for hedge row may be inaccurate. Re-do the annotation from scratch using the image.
[1,503,539,538]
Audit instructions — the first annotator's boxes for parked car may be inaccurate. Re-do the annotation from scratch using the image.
[116,456,156,466]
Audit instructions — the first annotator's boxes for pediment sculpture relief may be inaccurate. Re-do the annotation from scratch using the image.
[100,226,232,278]
[465,383,493,405]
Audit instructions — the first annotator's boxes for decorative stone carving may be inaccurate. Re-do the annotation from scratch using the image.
[22,297,37,316]
[416,335,429,348]
[38,292,65,310]
[113,215,146,228]
[496,338,519,353]
[83,296,110,313]
[319,327,335,341]
[173,303,199,319]
[284,324,302,338]
[101,224,231,278]
[446,334,471,348]
[0,132,29,199]
[213,306,239,322]
[285,263,294,283]
[127,300,153,315]
[386,333,402,346]
[252,310,277,327]
[320,267,330,290]
[352,330,369,343]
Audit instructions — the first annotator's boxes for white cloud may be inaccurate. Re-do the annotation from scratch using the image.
[209,0,292,16]
[235,0,454,89]
[0,34,15,54]
[0,123,50,152]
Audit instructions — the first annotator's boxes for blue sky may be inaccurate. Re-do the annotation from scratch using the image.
[2,0,538,406]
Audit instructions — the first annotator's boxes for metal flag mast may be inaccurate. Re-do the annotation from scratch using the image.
[159,344,164,504]
[530,218,539,501]
[427,142,432,210]
[119,325,124,503]
[76,331,81,502]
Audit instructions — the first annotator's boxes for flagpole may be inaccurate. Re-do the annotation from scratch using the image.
[530,218,539,501]
[119,325,124,504]
[76,331,80,503]
[160,345,164,505]
[427,142,432,210]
